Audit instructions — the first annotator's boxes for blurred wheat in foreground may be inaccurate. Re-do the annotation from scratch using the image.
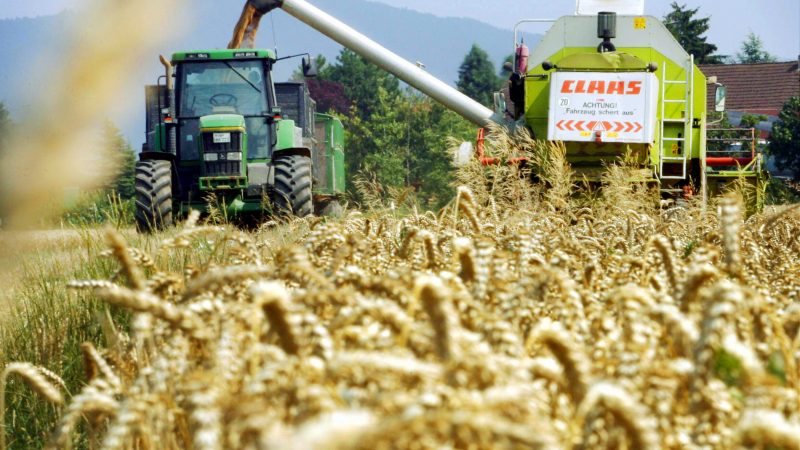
[4,136,800,449]
[0,0,182,228]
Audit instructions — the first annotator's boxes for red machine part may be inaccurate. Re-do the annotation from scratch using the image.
[706,157,754,167]
[515,43,529,74]
[476,128,527,166]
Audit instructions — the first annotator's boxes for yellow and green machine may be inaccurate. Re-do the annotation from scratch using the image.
[516,12,766,208]
[249,0,765,211]
[137,48,345,232]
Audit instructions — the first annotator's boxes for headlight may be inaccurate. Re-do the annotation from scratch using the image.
[227,152,243,161]
[204,153,219,162]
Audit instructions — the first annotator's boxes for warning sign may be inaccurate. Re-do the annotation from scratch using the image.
[548,71,658,144]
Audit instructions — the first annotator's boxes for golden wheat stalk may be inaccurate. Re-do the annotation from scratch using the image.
[415,276,456,362]
[577,382,660,450]
[1,363,64,450]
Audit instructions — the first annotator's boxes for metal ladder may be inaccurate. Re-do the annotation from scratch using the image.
[658,55,694,180]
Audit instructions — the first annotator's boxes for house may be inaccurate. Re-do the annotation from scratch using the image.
[700,61,799,178]
[699,60,799,120]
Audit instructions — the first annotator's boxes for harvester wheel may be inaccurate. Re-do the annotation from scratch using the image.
[273,154,313,217]
[134,160,173,233]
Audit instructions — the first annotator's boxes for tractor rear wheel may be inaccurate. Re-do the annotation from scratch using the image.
[134,160,173,233]
[273,154,313,217]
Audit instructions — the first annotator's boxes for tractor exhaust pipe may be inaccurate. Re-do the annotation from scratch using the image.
[159,54,177,154]
[247,0,495,127]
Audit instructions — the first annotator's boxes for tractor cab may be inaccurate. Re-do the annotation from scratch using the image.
[137,49,345,232]
[173,52,273,166]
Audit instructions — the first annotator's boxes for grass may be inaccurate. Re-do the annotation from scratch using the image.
[0,222,306,448]
[0,230,116,448]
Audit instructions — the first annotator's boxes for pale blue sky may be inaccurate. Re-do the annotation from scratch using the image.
[1,0,798,59]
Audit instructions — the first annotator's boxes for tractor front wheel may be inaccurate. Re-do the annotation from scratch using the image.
[273,154,313,217]
[134,160,173,233]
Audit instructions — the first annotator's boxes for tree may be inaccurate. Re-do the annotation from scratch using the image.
[499,53,515,79]
[740,113,767,129]
[101,122,136,199]
[737,32,777,63]
[0,102,11,153]
[308,48,474,209]
[768,97,800,180]
[457,44,501,107]
[325,49,401,119]
[663,2,724,64]
[306,78,351,115]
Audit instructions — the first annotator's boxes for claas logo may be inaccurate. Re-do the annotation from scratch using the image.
[561,80,642,95]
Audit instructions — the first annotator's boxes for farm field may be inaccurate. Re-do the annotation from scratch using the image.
[1,146,799,449]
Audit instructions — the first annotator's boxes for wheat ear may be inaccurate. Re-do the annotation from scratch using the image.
[737,409,800,448]
[105,229,146,290]
[577,382,659,450]
[251,282,300,355]
[526,320,591,405]
[452,237,476,283]
[650,235,678,292]
[415,276,455,361]
[1,363,64,450]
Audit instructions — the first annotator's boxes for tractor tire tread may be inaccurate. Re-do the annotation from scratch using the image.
[274,154,313,217]
[134,160,173,233]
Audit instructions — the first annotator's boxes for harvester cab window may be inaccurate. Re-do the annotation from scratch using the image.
[179,61,268,118]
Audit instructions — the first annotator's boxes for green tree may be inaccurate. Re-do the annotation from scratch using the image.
[663,2,724,64]
[325,49,401,119]
[348,87,407,189]
[499,53,515,79]
[768,97,800,180]
[457,44,501,107]
[404,96,474,208]
[0,102,11,153]
[311,48,474,209]
[736,32,776,63]
[740,113,768,129]
[102,122,136,199]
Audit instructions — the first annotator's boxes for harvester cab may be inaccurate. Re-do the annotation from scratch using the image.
[137,49,345,232]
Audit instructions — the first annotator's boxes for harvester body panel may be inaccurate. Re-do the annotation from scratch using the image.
[523,15,708,183]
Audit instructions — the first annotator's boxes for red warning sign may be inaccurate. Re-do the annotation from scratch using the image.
[555,120,643,133]
[548,72,658,144]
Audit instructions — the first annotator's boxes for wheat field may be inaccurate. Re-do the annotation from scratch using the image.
[2,133,799,449]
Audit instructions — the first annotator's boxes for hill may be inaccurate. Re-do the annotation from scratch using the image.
[0,0,538,145]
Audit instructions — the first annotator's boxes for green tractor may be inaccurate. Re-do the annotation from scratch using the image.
[137,49,345,232]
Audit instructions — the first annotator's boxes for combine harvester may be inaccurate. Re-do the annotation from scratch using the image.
[135,5,346,231]
[243,0,766,211]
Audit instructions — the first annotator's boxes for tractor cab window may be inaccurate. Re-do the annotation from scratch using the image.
[179,60,268,118]
[177,60,272,161]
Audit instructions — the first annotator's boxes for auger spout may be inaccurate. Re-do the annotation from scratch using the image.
[244,0,496,127]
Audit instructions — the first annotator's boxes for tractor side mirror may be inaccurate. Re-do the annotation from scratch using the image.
[302,56,318,78]
[715,85,727,112]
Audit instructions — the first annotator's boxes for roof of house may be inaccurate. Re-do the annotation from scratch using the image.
[699,61,799,116]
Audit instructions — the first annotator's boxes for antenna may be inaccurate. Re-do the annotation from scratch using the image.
[271,12,278,57]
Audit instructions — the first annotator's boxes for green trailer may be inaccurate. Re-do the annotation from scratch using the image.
[136,49,346,232]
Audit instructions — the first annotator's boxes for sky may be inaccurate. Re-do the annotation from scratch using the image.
[1,0,798,60]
